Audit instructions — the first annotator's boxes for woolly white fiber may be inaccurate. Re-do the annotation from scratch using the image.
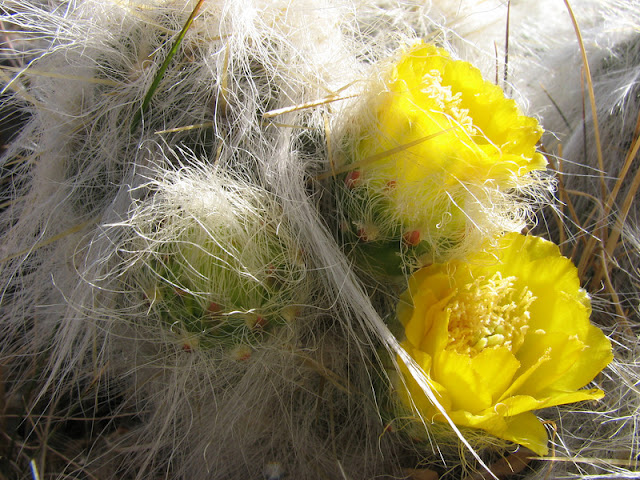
[1,0,639,479]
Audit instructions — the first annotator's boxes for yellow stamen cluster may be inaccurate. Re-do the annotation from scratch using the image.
[446,272,534,356]
[419,69,477,137]
[396,233,613,455]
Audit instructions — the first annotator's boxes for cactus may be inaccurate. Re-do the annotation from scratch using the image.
[122,167,308,352]
[336,43,548,276]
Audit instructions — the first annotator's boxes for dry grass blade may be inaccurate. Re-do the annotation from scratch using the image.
[598,250,631,335]
[216,41,231,116]
[602,110,640,221]
[0,68,41,107]
[539,84,572,130]
[315,127,455,180]
[155,122,213,134]
[405,468,439,480]
[588,111,640,289]
[604,155,640,266]
[574,193,603,275]
[262,94,356,119]
[603,119,640,259]
[562,0,605,198]
[463,449,532,480]
[0,218,97,264]
[297,352,354,395]
[536,456,640,469]
[502,0,511,89]
[0,65,119,86]
[562,0,613,289]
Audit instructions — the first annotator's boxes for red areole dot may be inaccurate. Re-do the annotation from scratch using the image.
[403,230,421,246]
[345,170,361,188]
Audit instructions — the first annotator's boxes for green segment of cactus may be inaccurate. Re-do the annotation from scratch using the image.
[129,171,307,351]
[336,172,436,276]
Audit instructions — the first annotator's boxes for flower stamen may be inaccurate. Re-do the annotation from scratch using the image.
[446,272,535,356]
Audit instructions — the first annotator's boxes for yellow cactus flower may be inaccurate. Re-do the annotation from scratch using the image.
[395,233,612,455]
[343,43,547,268]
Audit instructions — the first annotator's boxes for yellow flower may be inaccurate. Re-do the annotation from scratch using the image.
[396,233,612,455]
[345,43,547,265]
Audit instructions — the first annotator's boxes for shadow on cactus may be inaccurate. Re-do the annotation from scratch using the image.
[117,165,309,353]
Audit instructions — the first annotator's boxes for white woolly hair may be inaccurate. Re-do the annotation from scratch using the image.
[0,0,639,479]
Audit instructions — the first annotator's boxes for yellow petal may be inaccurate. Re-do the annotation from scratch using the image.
[402,288,453,356]
[498,344,552,402]
[449,410,548,456]
[513,332,586,396]
[497,386,605,420]
[394,232,612,454]
[514,323,611,397]
[433,347,520,413]
[500,412,550,456]
[440,57,544,169]
[540,323,613,394]
[399,344,452,415]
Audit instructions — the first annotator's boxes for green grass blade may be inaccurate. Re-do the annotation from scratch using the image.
[130,0,206,133]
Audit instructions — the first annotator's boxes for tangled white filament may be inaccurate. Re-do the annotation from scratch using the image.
[0,1,638,479]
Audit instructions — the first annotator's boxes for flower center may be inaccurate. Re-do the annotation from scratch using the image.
[445,272,535,356]
[419,70,477,137]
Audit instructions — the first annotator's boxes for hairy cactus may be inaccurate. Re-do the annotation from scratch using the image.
[336,43,549,276]
[120,166,308,352]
